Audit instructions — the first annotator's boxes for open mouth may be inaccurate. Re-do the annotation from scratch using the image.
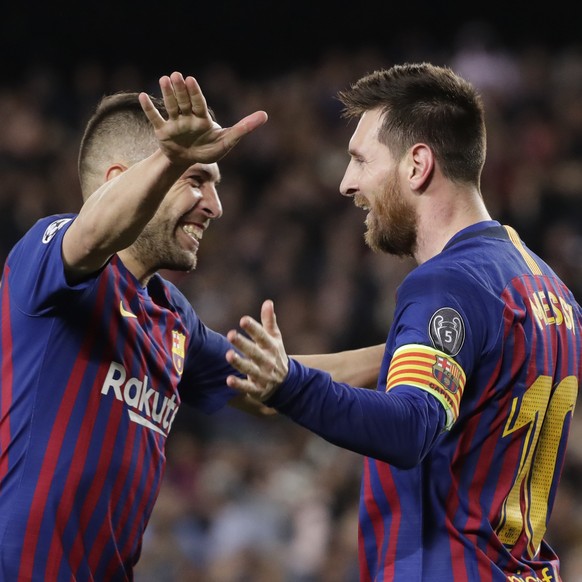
[179,223,202,249]
[353,196,370,211]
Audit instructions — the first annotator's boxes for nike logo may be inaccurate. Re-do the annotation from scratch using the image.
[120,301,137,318]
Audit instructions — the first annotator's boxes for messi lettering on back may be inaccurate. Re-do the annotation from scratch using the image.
[429,307,465,356]
[529,290,576,333]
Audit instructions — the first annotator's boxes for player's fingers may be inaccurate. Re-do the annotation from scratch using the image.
[225,350,269,387]
[238,316,276,351]
[227,329,270,364]
[226,348,259,376]
[139,93,166,129]
[159,75,180,119]
[184,76,209,117]
[261,299,281,338]
[169,72,193,116]
[219,111,268,152]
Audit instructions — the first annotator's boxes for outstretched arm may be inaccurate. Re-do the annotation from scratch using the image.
[227,343,384,417]
[225,299,383,400]
[63,72,267,278]
[226,300,445,467]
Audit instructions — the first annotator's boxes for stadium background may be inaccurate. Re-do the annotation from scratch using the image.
[1,2,582,579]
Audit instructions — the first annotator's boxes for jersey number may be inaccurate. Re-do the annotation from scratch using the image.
[495,375,577,557]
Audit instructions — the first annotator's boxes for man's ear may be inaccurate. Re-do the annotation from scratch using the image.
[105,163,127,182]
[407,143,434,192]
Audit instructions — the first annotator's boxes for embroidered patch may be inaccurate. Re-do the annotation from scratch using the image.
[428,307,465,356]
[42,218,73,244]
[172,331,186,375]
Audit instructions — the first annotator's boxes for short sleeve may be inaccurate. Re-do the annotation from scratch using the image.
[5,215,98,315]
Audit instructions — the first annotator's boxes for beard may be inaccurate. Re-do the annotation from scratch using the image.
[130,216,198,273]
[364,171,417,258]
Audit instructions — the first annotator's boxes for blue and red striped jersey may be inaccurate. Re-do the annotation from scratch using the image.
[267,221,582,582]
[0,215,237,581]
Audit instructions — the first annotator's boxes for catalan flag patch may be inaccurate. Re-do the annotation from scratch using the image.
[386,344,466,429]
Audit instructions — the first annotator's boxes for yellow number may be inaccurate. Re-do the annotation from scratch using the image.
[495,375,577,556]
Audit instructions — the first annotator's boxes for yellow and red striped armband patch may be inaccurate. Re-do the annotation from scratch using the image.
[386,344,467,430]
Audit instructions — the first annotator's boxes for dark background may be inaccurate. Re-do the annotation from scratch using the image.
[2,1,581,81]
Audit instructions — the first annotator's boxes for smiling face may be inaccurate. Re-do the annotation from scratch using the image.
[129,162,223,274]
[340,108,417,258]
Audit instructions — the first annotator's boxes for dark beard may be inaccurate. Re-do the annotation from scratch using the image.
[365,173,417,258]
[131,219,198,273]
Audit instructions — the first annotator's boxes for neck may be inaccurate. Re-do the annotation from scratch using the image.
[413,187,491,264]
[118,249,156,287]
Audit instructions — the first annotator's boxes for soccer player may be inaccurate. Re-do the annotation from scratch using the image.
[0,72,382,580]
[225,63,582,581]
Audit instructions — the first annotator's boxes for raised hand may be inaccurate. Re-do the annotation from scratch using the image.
[139,71,268,165]
[226,300,289,402]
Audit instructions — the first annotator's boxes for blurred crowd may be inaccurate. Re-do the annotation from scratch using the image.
[1,23,582,581]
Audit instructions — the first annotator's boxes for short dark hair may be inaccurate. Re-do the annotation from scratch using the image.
[338,63,486,185]
[77,91,218,199]
[78,92,164,199]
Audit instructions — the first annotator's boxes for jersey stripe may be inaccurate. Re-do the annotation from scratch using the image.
[376,463,400,581]
[44,316,121,577]
[87,420,139,574]
[505,226,542,276]
[86,266,143,577]
[56,276,126,577]
[0,268,13,492]
[18,274,109,580]
[68,375,125,576]
[361,459,386,580]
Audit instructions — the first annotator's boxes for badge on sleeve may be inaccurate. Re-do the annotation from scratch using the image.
[42,218,73,244]
[428,307,465,356]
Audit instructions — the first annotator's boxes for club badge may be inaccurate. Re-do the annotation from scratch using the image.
[172,331,186,375]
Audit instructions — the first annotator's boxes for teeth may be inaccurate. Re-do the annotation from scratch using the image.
[182,224,201,241]
[354,197,369,211]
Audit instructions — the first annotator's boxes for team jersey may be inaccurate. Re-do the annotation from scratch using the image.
[0,214,237,581]
[266,221,582,582]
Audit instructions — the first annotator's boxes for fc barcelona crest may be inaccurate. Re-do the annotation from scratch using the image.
[172,331,186,375]
[432,355,461,394]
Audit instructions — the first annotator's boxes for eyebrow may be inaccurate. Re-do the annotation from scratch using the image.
[347,148,364,160]
[189,168,221,184]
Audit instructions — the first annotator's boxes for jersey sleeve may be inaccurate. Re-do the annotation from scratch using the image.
[385,262,496,428]
[265,358,446,467]
[5,215,100,315]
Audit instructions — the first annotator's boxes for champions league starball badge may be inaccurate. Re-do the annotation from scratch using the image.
[428,307,465,356]
[42,218,73,244]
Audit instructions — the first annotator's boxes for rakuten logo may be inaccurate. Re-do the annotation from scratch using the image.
[101,362,180,437]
